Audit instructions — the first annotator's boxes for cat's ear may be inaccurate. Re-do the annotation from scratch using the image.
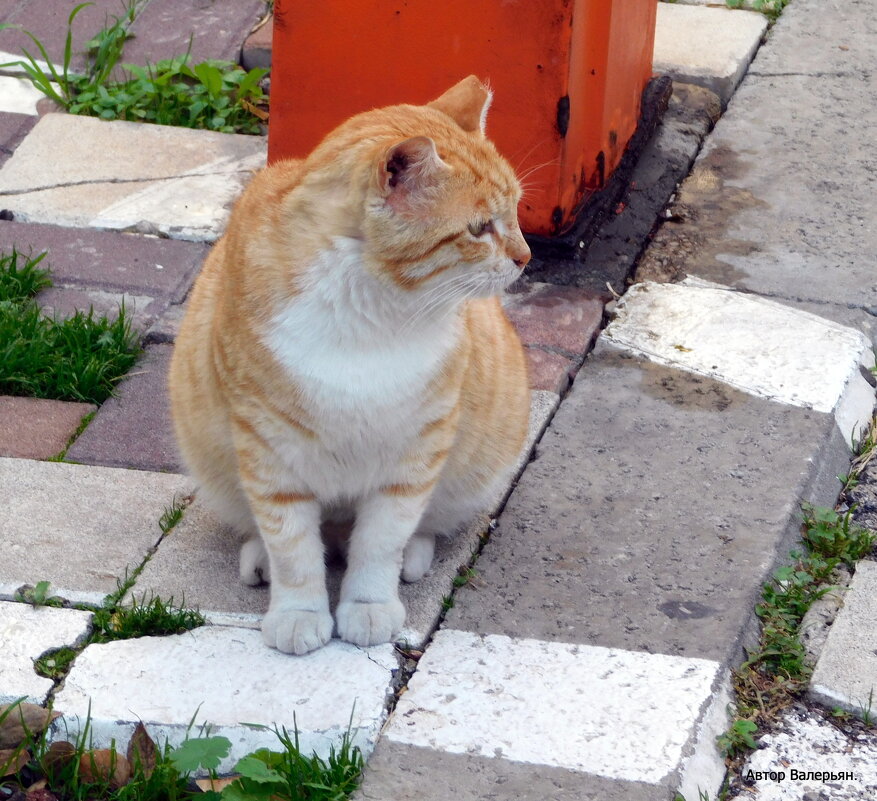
[380,136,448,210]
[427,75,492,136]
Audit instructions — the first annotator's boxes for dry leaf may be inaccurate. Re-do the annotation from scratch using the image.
[195,776,240,792]
[42,741,76,781]
[78,750,132,789]
[0,747,30,777]
[0,705,60,749]
[241,98,269,121]
[126,722,157,778]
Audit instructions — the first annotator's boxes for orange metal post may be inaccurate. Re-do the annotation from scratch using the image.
[268,0,656,238]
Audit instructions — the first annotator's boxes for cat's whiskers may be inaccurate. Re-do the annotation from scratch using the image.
[397,271,484,336]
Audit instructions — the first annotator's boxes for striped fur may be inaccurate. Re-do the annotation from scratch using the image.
[169,76,530,655]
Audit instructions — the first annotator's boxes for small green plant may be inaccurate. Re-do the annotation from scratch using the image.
[716,717,758,758]
[801,504,874,566]
[452,565,479,589]
[14,580,64,607]
[725,0,790,21]
[159,496,188,534]
[91,593,205,642]
[33,645,78,680]
[0,2,269,134]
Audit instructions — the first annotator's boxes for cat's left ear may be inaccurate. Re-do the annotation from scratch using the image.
[427,75,492,136]
[380,136,448,211]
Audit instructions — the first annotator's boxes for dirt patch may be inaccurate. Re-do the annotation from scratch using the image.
[636,145,768,285]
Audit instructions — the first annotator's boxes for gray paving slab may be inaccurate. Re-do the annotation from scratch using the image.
[749,0,876,76]
[0,395,95,460]
[0,221,207,301]
[123,0,267,68]
[0,601,92,704]
[653,3,767,106]
[54,626,397,774]
[36,285,167,335]
[66,344,181,472]
[0,77,42,116]
[143,302,186,344]
[638,72,877,328]
[0,114,265,241]
[355,740,659,801]
[0,458,193,603]
[444,340,848,664]
[809,560,877,719]
[0,111,34,168]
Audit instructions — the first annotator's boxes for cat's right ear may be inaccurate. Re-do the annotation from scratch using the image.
[380,136,448,212]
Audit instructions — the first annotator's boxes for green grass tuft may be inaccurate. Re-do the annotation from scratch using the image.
[0,247,140,404]
[91,593,206,642]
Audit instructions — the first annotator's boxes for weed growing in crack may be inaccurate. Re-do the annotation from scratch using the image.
[718,502,876,760]
[91,593,205,642]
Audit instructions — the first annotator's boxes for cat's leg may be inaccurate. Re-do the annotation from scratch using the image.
[234,452,330,655]
[401,532,435,583]
[336,491,431,646]
[239,537,270,585]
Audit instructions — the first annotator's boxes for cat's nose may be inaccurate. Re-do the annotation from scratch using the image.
[512,245,531,270]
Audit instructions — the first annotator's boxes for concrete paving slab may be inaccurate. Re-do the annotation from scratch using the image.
[66,344,181,472]
[0,111,34,168]
[144,302,186,345]
[0,601,92,704]
[604,280,876,445]
[749,0,876,77]
[809,560,877,719]
[0,115,265,241]
[0,395,95,460]
[727,707,877,801]
[53,626,397,773]
[383,630,720,791]
[639,73,877,322]
[355,740,659,801]
[135,390,558,645]
[0,221,207,301]
[445,341,849,663]
[523,347,574,394]
[653,3,767,106]
[0,76,43,115]
[36,285,167,335]
[0,458,193,603]
[123,0,267,68]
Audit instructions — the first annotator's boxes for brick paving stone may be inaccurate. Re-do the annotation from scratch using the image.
[36,286,167,336]
[123,0,268,67]
[0,221,207,301]
[66,343,179,472]
[0,395,96,460]
[144,302,187,344]
[0,0,124,73]
[524,346,575,394]
[0,601,93,704]
[0,111,35,169]
[504,282,604,356]
[0,458,194,602]
[241,12,273,71]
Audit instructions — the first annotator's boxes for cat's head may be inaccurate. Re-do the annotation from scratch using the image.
[308,77,530,299]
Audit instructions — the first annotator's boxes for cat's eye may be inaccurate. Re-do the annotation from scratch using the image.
[467,219,494,238]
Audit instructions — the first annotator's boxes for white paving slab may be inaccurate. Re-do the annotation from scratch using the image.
[603,280,876,446]
[809,560,877,719]
[385,629,721,785]
[0,114,266,241]
[53,626,397,773]
[0,75,45,115]
[0,458,195,603]
[654,3,768,105]
[0,601,92,704]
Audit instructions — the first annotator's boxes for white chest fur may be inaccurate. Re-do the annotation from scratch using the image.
[261,238,462,498]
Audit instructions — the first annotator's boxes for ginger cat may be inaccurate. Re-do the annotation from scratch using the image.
[169,76,530,655]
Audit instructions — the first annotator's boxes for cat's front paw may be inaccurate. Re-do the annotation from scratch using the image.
[336,598,405,647]
[262,605,333,655]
